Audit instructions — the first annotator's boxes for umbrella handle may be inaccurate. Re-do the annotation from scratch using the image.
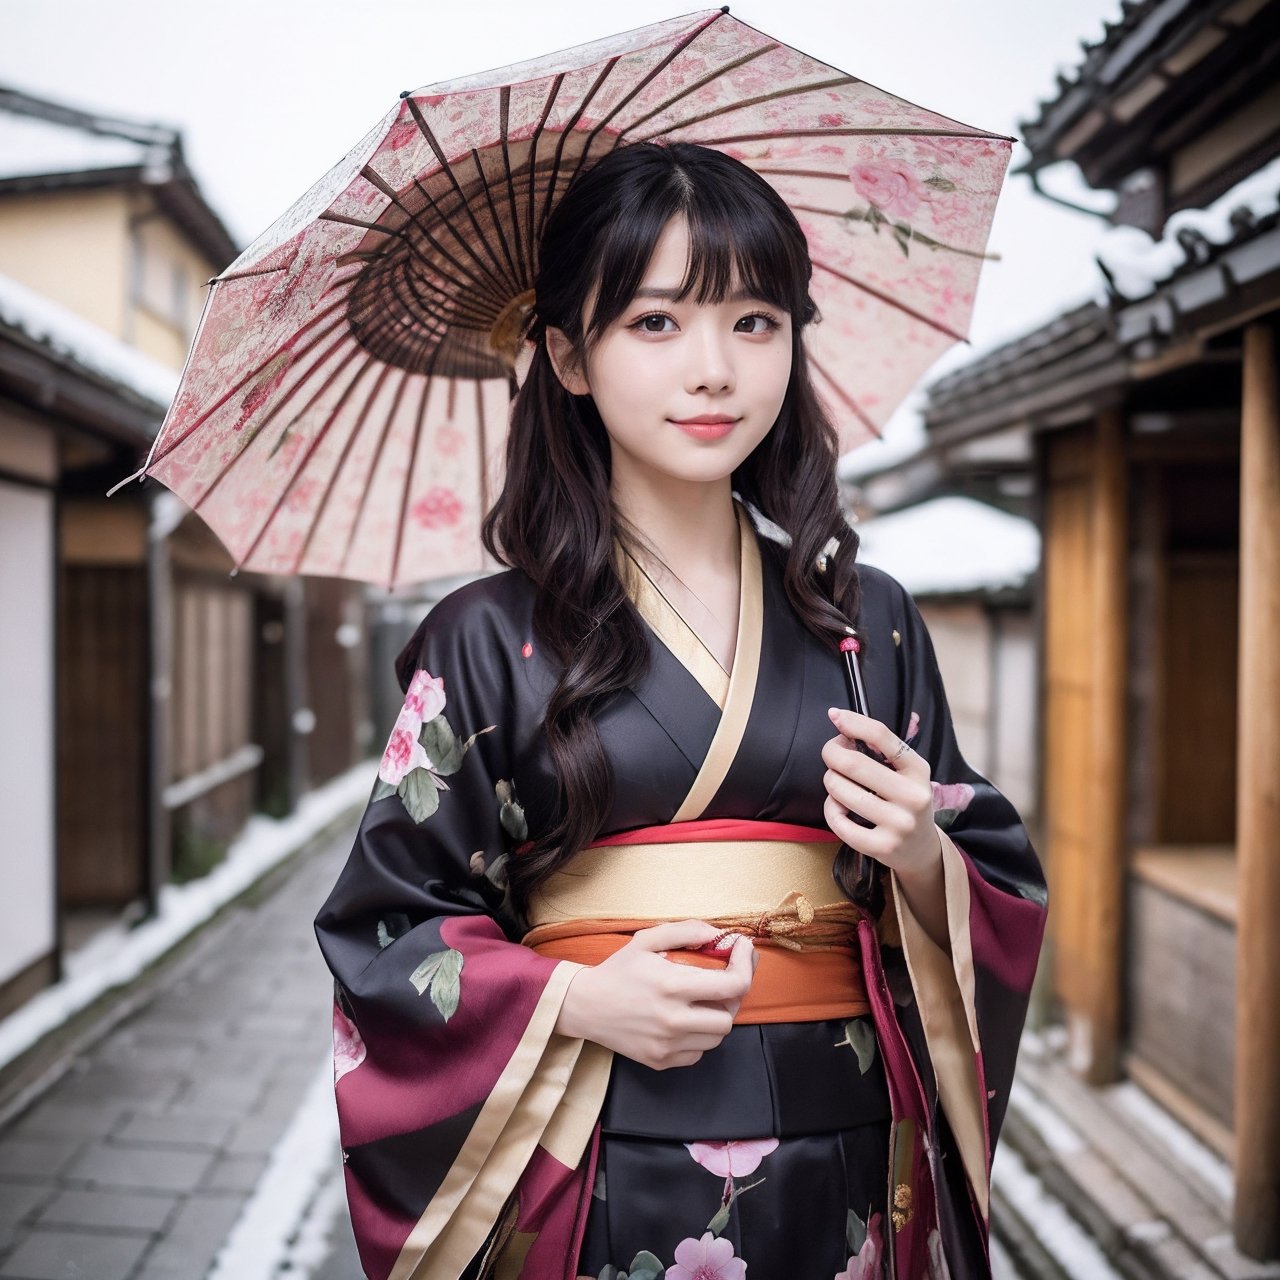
[838,629,885,915]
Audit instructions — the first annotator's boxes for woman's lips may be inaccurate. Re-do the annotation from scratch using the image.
[670,417,738,440]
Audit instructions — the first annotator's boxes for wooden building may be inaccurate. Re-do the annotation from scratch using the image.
[0,86,374,1021]
[916,0,1280,1257]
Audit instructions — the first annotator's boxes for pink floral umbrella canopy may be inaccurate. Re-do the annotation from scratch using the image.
[111,6,1011,589]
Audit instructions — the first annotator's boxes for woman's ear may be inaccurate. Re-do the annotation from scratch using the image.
[544,327,591,396]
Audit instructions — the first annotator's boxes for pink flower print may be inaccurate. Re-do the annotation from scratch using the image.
[667,1231,747,1280]
[411,486,464,530]
[906,711,920,742]
[835,1211,885,1279]
[686,1138,779,1178]
[931,781,975,828]
[404,669,446,722]
[849,163,922,218]
[378,707,432,785]
[333,1003,366,1083]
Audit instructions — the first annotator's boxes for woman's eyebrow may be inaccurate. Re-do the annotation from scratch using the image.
[631,286,760,302]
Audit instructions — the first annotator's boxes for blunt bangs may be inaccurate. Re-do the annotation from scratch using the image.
[578,144,814,346]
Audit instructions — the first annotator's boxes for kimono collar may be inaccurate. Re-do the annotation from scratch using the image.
[614,500,764,822]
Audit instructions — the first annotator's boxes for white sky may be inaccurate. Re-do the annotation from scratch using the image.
[2,0,1123,452]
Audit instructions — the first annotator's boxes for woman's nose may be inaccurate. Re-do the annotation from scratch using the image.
[685,324,735,393]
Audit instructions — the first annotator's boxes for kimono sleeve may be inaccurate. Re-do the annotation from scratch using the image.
[313,590,593,1280]
[881,578,1048,1239]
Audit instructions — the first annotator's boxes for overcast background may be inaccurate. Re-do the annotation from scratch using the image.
[3,0,1124,455]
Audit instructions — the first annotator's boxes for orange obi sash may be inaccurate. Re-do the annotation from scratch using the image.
[520,819,870,1025]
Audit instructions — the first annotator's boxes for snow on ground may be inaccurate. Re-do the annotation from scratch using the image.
[853,495,1041,596]
[1095,154,1280,300]
[0,762,374,1072]
[0,270,179,407]
[991,1142,1125,1280]
[1109,1080,1233,1204]
[206,1056,341,1280]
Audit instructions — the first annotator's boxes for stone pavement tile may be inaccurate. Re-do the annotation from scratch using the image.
[39,1065,182,1112]
[111,1112,235,1149]
[35,1188,177,1233]
[9,1101,124,1142]
[62,1143,215,1193]
[0,1227,149,1280]
[170,1074,267,1113]
[198,1152,269,1194]
[132,1192,243,1276]
[0,1184,51,1252]
[0,1135,85,1182]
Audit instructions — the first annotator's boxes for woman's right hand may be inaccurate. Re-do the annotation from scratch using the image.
[554,919,758,1070]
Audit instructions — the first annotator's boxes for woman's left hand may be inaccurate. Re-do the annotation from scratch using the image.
[821,707,941,881]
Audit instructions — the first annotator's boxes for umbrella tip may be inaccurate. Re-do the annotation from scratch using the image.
[719,4,729,11]
[399,90,411,100]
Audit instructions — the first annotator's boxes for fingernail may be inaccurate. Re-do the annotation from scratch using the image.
[828,707,840,722]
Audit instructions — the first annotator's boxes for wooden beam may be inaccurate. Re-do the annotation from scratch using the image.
[1234,320,1280,1259]
[1085,405,1129,1084]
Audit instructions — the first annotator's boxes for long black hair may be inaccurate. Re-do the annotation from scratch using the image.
[481,140,863,904]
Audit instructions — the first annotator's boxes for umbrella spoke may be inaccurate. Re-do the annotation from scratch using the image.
[631,74,864,145]
[814,259,967,344]
[402,95,524,292]
[534,56,622,250]
[524,74,566,271]
[338,367,415,579]
[613,43,777,142]
[807,352,879,436]
[198,323,358,514]
[145,295,350,473]
[359,163,512,308]
[390,343,446,589]
[498,86,530,285]
[791,203,996,262]
[540,12,723,244]
[235,346,380,574]
[293,358,400,575]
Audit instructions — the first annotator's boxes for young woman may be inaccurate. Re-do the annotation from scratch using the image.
[314,140,1047,1280]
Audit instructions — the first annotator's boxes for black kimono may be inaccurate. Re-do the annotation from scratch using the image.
[314,498,1047,1279]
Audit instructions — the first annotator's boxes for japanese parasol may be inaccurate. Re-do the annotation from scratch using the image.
[108,6,1011,590]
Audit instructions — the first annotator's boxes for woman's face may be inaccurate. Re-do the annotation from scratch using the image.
[546,213,793,488]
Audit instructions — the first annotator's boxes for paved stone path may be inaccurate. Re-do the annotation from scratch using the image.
[0,824,354,1280]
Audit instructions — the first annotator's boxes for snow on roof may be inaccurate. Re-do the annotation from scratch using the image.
[1096,154,1280,300]
[0,271,178,408]
[854,495,1039,597]
[0,107,161,182]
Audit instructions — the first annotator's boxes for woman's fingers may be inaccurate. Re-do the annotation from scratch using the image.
[630,918,724,953]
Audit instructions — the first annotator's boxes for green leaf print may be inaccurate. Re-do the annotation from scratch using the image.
[836,1018,878,1074]
[924,174,956,191]
[399,766,441,823]
[409,947,464,1021]
[495,778,528,841]
[627,1252,663,1280]
[847,1206,867,1254]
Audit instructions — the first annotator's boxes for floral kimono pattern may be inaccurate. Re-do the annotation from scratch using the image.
[314,499,1047,1279]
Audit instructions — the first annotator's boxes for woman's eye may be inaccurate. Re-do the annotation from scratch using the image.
[736,312,779,334]
[631,313,676,334]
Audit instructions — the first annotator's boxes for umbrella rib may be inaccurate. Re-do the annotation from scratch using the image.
[681,126,997,145]
[233,344,375,574]
[141,297,351,474]
[534,56,622,251]
[293,357,400,576]
[498,86,530,285]
[790,202,995,262]
[338,368,414,579]
[401,96,521,295]
[196,325,359,517]
[390,346,445,589]
[474,377,488,520]
[466,145,521,283]
[359,163,512,308]
[524,73,566,270]
[538,13,725,245]
[613,44,781,140]
[807,351,879,436]
[630,74,860,145]
[813,259,967,344]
